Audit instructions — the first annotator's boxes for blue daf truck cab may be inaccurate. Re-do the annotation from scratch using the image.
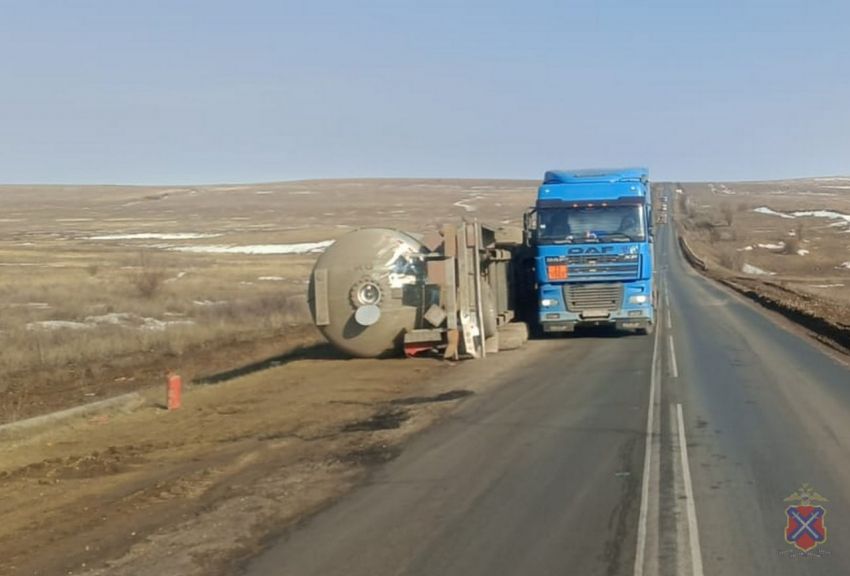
[524,167,655,335]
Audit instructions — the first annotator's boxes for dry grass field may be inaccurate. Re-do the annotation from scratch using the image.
[0,179,538,423]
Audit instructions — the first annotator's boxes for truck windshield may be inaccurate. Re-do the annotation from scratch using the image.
[537,205,646,243]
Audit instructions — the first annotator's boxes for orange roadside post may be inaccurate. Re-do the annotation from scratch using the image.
[167,371,182,410]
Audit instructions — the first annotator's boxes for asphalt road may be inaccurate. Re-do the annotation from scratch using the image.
[241,193,850,576]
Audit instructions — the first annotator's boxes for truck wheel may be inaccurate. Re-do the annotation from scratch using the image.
[499,322,529,343]
[496,329,525,351]
[637,323,654,335]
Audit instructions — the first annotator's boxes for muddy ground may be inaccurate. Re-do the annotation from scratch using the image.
[0,337,542,576]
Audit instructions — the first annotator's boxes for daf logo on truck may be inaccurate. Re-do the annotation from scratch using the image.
[566,246,614,255]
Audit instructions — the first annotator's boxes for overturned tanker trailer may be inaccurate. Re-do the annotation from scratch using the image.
[307,220,534,359]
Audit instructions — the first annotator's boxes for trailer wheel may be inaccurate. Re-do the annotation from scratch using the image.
[499,322,529,343]
[496,329,525,351]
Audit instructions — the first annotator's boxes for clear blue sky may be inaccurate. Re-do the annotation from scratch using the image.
[1,0,848,185]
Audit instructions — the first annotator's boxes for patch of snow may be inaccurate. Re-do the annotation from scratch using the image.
[255,190,273,195]
[140,318,195,331]
[9,302,50,308]
[757,242,785,250]
[766,190,839,197]
[193,300,228,306]
[258,276,285,281]
[752,207,850,229]
[89,233,221,240]
[26,312,198,332]
[821,185,850,189]
[26,320,90,331]
[753,207,795,219]
[157,240,334,255]
[810,283,845,288]
[85,313,135,325]
[288,190,313,195]
[453,199,476,212]
[742,264,776,276]
[791,210,850,224]
[738,246,754,251]
[0,262,69,268]
[839,262,850,269]
[164,271,188,283]
[797,249,810,256]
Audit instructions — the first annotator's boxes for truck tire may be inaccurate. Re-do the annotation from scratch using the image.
[499,322,529,343]
[637,322,654,335]
[496,329,525,351]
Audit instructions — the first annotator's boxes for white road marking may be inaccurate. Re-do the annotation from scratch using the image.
[633,309,661,576]
[677,403,705,576]
[666,308,672,329]
[669,336,679,378]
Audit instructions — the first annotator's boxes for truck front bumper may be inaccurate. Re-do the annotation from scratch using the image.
[539,309,653,333]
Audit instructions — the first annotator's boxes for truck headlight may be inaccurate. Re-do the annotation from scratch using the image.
[541,298,559,307]
[628,295,649,304]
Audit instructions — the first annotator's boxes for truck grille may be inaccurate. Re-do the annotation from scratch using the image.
[565,254,624,265]
[563,283,623,312]
[564,254,640,279]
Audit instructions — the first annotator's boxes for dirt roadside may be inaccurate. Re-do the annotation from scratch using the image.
[0,336,544,576]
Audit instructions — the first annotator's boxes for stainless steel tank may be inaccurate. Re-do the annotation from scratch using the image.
[308,227,429,358]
